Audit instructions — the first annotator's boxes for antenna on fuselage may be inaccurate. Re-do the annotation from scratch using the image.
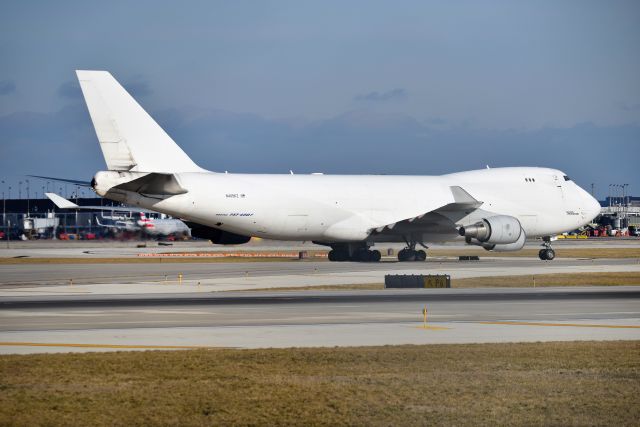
[486,165,490,169]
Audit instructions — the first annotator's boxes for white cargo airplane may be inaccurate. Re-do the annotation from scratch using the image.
[76,70,600,262]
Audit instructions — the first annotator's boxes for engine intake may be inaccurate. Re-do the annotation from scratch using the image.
[459,215,522,245]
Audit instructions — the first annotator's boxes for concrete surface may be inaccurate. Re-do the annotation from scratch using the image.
[1,257,639,294]
[1,287,638,354]
[1,238,638,258]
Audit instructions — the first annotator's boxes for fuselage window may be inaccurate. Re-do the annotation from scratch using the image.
[563,175,571,181]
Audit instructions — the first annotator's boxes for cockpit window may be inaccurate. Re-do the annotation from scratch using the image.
[563,175,571,181]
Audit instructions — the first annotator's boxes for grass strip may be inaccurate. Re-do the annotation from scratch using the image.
[1,248,639,264]
[243,272,640,292]
[0,341,638,426]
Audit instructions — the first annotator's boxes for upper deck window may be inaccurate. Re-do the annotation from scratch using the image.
[563,175,571,181]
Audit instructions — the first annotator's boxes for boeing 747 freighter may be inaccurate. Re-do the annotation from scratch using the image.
[75,70,601,262]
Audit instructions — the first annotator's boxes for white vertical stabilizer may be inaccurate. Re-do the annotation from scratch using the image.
[76,70,202,173]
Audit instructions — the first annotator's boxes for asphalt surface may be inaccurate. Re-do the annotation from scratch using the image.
[1,257,639,287]
[0,240,638,353]
[1,287,638,353]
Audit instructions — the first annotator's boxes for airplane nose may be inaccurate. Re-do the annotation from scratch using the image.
[585,193,601,221]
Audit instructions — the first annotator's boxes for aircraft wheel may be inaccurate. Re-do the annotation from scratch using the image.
[538,249,547,260]
[416,249,427,261]
[352,248,370,262]
[329,249,349,262]
[398,249,416,262]
[369,250,381,262]
[544,248,555,260]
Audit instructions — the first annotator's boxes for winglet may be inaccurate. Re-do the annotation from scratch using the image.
[45,193,79,209]
[450,186,483,208]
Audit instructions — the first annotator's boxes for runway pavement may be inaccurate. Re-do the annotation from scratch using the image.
[1,240,638,353]
[1,257,639,294]
[1,238,638,258]
[0,287,639,354]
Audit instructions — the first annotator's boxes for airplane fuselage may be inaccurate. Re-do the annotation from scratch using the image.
[93,166,600,245]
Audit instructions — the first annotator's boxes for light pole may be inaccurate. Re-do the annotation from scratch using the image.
[18,181,22,199]
[26,179,30,215]
[1,180,4,229]
[624,184,629,207]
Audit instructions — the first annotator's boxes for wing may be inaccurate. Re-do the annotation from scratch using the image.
[367,186,483,242]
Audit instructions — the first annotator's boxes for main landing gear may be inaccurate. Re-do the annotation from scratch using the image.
[538,237,556,261]
[397,240,427,262]
[328,244,381,262]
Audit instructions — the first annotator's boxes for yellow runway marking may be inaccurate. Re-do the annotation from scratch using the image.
[414,326,450,330]
[0,342,220,350]
[478,321,640,329]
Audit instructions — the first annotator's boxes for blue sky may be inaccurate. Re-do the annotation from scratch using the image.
[0,0,639,200]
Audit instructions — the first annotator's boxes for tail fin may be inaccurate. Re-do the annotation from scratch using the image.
[76,70,202,173]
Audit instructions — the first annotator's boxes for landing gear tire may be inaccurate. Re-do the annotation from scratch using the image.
[398,249,426,262]
[328,249,349,262]
[398,249,415,262]
[538,248,555,261]
[353,248,370,262]
[329,248,381,262]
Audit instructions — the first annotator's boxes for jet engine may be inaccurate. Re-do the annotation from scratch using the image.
[480,229,526,252]
[186,222,251,245]
[458,215,523,245]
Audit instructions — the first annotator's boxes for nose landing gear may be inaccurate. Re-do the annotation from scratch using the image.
[538,237,556,261]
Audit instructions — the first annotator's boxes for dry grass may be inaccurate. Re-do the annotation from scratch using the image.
[245,272,640,292]
[1,247,639,265]
[453,271,640,288]
[0,341,638,426]
[0,256,308,265]
[427,247,640,259]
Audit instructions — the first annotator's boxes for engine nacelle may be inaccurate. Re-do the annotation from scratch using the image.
[186,222,251,245]
[481,228,526,252]
[459,215,522,244]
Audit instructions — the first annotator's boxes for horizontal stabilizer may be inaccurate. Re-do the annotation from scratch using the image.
[29,175,92,187]
[46,192,158,213]
[45,193,79,209]
[112,173,187,196]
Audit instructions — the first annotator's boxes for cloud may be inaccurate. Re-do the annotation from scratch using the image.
[57,81,82,99]
[0,80,16,95]
[619,102,640,112]
[1,106,638,200]
[124,78,153,98]
[354,88,407,103]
